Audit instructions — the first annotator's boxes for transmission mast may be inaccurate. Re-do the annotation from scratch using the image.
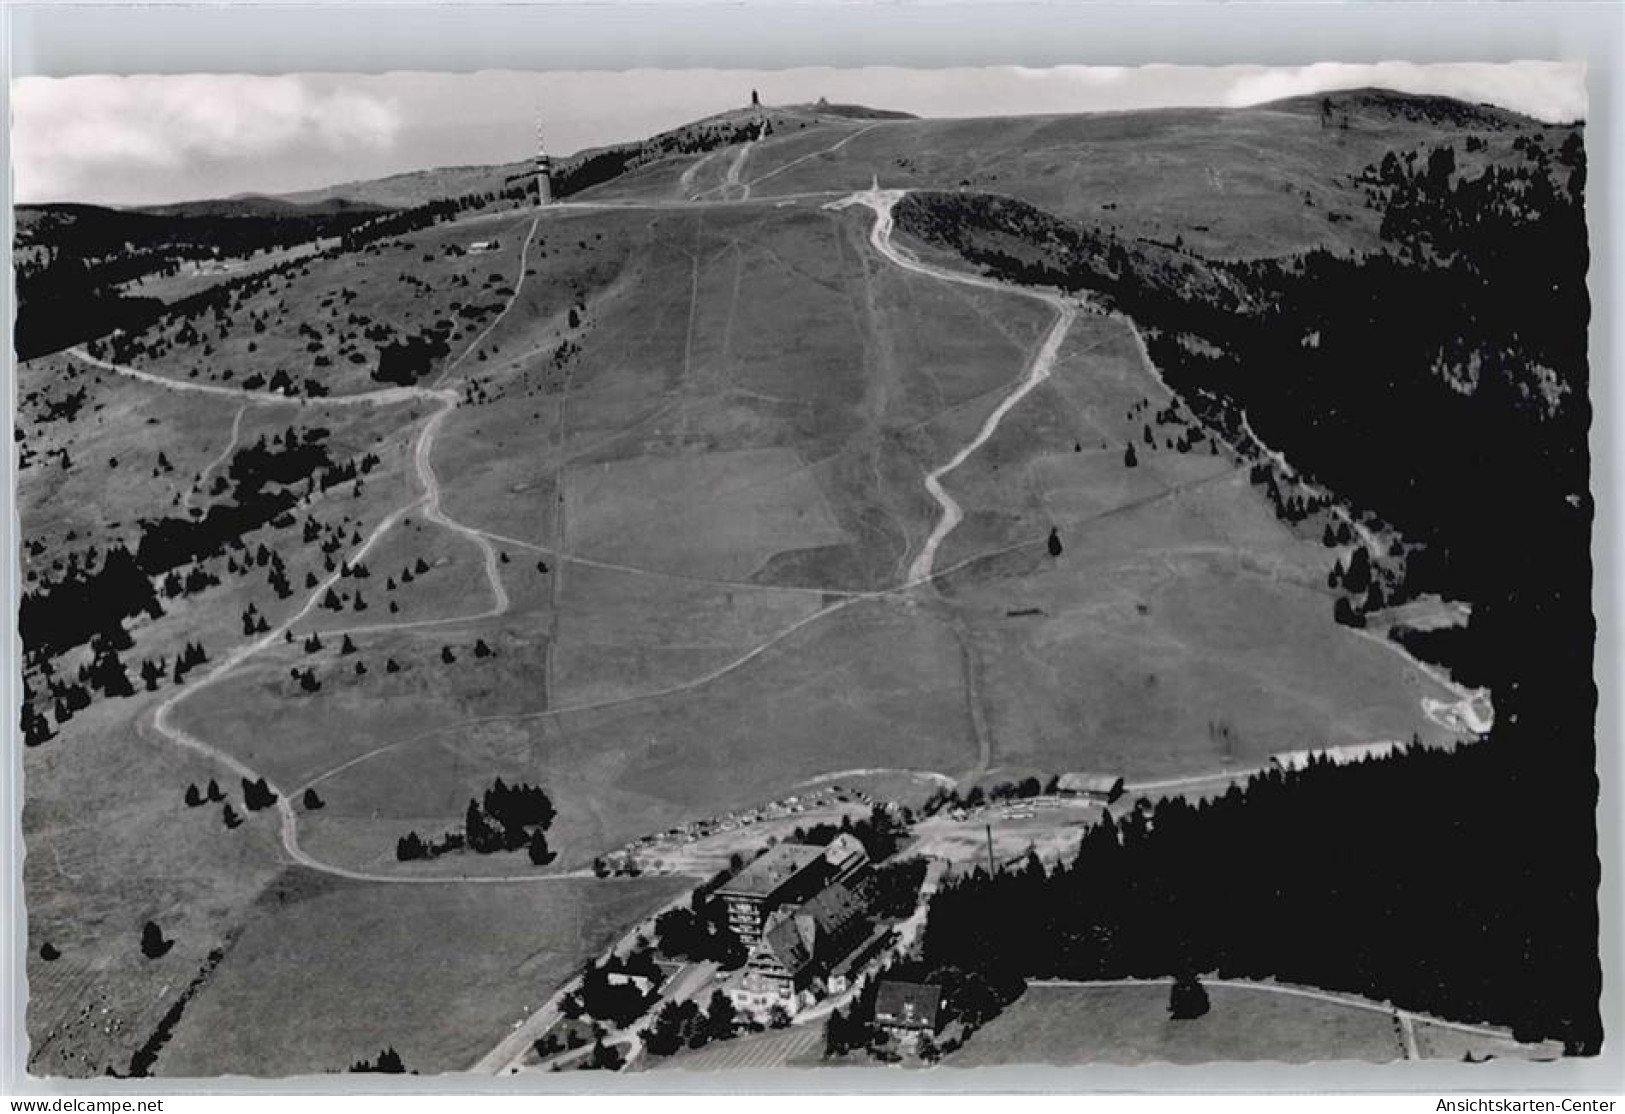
[534,117,553,206]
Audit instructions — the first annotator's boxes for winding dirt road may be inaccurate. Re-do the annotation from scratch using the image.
[181,403,246,513]
[826,185,1078,586]
[909,308,1074,584]
[78,220,571,886]
[67,346,439,409]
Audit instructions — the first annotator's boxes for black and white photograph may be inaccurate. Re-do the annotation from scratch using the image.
[4,7,1613,1094]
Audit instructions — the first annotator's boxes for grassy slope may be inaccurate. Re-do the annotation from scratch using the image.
[110,208,537,398]
[274,103,914,209]
[947,983,1405,1066]
[737,95,1566,259]
[926,308,1455,777]
[20,387,425,1077]
[23,691,288,1079]
[155,870,685,1077]
[277,164,532,210]
[19,89,1496,1075]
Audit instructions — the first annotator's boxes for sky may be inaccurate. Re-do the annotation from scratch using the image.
[10,61,1587,207]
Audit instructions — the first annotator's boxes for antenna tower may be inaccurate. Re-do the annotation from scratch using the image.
[534,117,553,206]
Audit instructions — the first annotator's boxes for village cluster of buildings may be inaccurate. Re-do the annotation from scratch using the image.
[717,834,898,1019]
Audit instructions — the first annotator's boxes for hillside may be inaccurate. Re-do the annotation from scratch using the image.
[14,198,391,252]
[13,199,395,360]
[187,87,1544,255]
[14,86,1597,1073]
[1266,86,1549,129]
[888,98,1594,1050]
[133,197,392,220]
[782,99,916,120]
[275,163,533,210]
[274,101,914,210]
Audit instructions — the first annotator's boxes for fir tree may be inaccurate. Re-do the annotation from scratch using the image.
[527,829,555,866]
[140,921,173,959]
[1168,972,1210,1020]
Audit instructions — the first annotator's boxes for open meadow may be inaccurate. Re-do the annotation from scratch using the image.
[16,88,1506,1075]
[154,870,685,1077]
[947,982,1408,1066]
[944,981,1564,1067]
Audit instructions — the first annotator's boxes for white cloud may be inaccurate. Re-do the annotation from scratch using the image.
[11,74,402,203]
[1224,61,1587,124]
[1010,65,1130,85]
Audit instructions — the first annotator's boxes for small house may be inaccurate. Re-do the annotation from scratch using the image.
[873,980,942,1044]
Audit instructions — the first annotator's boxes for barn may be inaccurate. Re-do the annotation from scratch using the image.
[1056,772,1126,803]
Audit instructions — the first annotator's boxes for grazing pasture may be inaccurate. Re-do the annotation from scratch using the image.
[548,562,829,706]
[744,98,1552,259]
[943,470,1454,779]
[304,594,978,873]
[564,447,849,580]
[947,982,1406,1066]
[110,208,535,398]
[155,871,684,1077]
[18,91,1499,1075]
[24,695,286,1079]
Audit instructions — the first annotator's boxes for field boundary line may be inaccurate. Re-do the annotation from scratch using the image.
[1027,977,1525,1043]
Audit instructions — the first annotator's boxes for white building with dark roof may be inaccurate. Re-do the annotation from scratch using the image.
[734,879,870,1017]
[721,838,880,1017]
